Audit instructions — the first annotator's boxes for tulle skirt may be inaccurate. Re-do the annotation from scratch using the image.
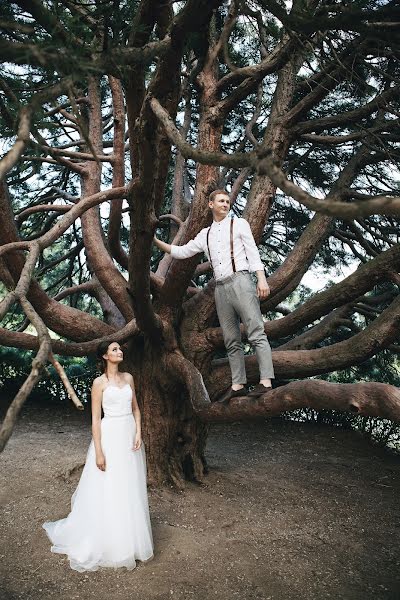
[43,414,154,572]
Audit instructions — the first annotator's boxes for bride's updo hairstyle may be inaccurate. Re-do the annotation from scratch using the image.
[96,341,115,375]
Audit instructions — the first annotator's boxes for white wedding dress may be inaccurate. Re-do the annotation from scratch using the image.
[43,384,154,572]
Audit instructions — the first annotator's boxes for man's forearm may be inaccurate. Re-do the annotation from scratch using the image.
[255,269,270,299]
[154,236,172,254]
[256,269,267,282]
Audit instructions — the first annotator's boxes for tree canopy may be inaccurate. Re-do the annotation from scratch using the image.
[1,0,400,483]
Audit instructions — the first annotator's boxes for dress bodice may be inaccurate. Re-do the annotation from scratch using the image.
[102,384,133,417]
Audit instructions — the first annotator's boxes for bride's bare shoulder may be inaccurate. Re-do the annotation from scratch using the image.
[92,375,106,389]
[121,372,134,384]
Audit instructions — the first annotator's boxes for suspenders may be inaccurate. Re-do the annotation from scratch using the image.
[206,216,236,274]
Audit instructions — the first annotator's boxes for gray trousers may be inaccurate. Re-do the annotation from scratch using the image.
[214,271,275,385]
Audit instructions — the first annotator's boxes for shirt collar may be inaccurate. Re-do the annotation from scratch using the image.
[212,213,231,225]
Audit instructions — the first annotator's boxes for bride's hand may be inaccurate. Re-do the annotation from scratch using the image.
[133,433,142,451]
[96,452,106,471]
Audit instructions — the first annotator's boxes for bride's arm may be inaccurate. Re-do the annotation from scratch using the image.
[91,378,106,470]
[128,374,142,450]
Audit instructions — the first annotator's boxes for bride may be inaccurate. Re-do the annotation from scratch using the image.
[43,341,154,571]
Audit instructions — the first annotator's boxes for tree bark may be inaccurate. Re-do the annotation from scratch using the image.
[126,340,209,486]
[196,380,400,423]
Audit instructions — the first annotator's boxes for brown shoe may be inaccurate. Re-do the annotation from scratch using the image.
[247,383,273,398]
[216,386,247,404]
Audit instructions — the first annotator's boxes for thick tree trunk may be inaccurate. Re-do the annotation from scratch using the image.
[126,337,209,487]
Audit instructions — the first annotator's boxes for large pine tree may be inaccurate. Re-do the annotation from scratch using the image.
[1,0,400,484]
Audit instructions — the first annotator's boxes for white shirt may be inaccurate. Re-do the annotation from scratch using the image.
[170,215,264,281]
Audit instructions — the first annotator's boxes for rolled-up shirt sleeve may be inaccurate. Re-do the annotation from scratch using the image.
[170,229,206,260]
[239,218,264,272]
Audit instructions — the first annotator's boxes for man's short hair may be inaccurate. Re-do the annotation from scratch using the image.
[209,189,230,203]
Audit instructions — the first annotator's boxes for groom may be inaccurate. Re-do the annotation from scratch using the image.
[154,189,275,403]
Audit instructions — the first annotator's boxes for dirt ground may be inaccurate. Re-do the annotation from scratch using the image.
[1,400,400,600]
